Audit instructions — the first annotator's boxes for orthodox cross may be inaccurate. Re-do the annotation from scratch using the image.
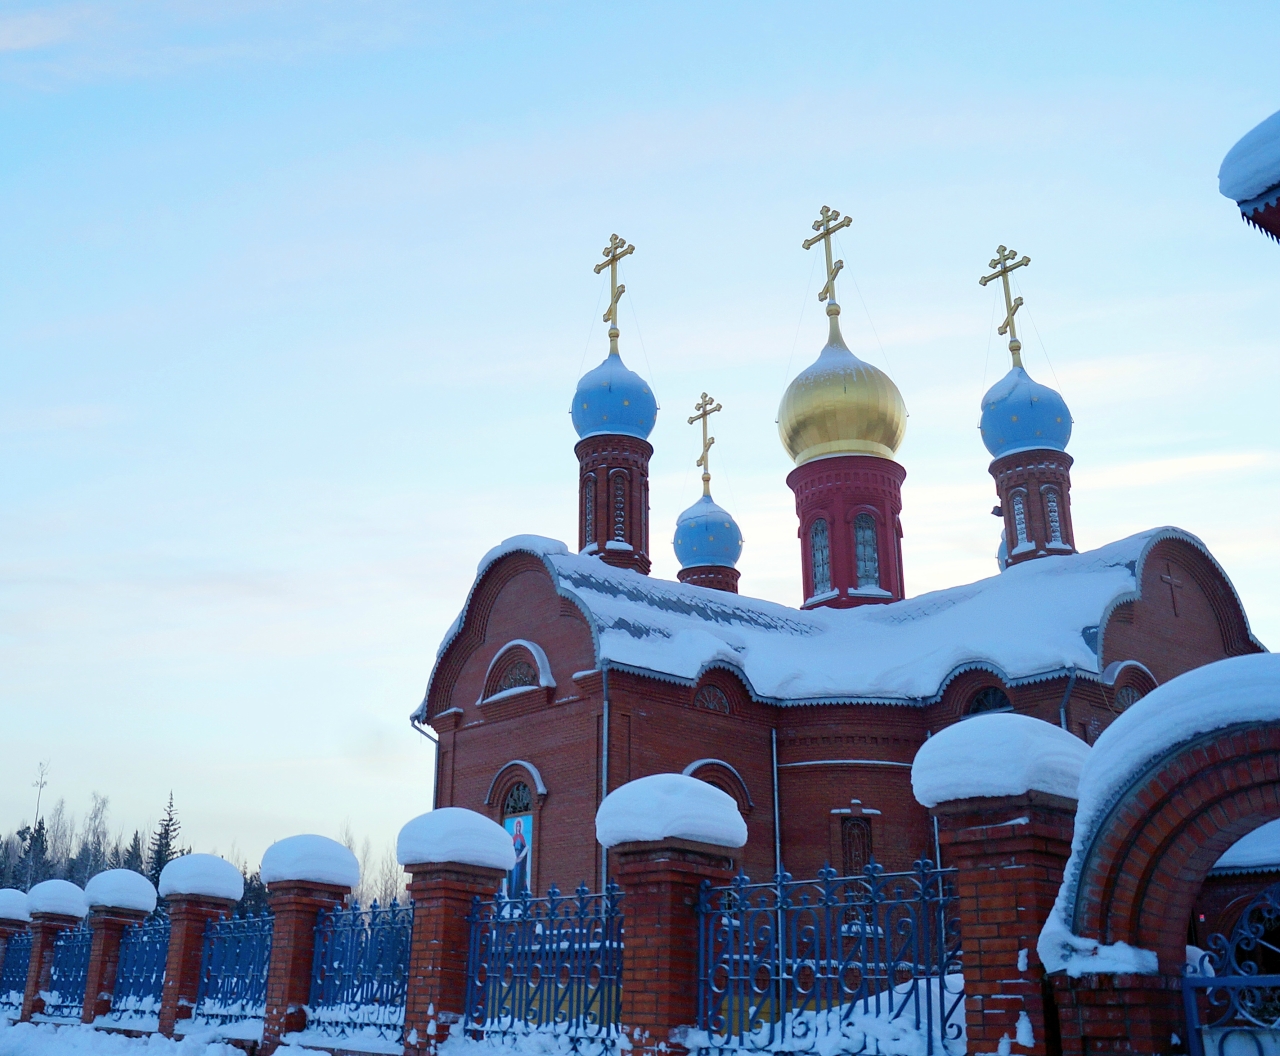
[802,205,853,309]
[594,233,635,353]
[688,392,722,496]
[1161,562,1185,617]
[979,245,1031,368]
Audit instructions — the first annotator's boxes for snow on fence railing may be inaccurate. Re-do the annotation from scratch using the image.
[0,933,32,1015]
[102,914,170,1027]
[304,898,413,1046]
[464,882,624,1051]
[692,861,965,1056]
[190,912,273,1027]
[38,921,93,1022]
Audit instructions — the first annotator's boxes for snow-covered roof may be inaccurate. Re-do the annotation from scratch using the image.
[1220,108,1280,211]
[1211,817,1280,876]
[419,526,1256,715]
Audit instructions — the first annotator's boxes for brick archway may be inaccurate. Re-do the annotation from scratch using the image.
[1069,721,1280,973]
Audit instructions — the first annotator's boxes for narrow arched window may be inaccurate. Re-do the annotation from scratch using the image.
[810,519,831,596]
[1011,493,1028,547]
[841,817,873,876]
[612,473,627,541]
[582,474,595,546]
[1044,488,1063,544]
[854,513,880,589]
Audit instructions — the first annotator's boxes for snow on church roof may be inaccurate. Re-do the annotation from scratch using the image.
[418,526,1255,714]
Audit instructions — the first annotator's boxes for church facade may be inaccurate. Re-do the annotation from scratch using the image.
[411,219,1262,896]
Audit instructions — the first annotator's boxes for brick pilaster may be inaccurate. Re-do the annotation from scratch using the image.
[81,908,149,1023]
[20,912,82,1021]
[260,880,350,1054]
[614,838,736,1056]
[1051,974,1182,1056]
[157,894,235,1036]
[402,861,505,1056]
[933,791,1076,1056]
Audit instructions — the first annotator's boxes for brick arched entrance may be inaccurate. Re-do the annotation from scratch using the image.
[1054,721,1280,1053]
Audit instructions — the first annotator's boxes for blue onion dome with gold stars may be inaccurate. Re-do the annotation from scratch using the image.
[673,493,743,570]
[571,350,657,440]
[979,366,1072,458]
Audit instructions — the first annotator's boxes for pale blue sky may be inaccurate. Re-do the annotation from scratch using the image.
[1,2,1277,867]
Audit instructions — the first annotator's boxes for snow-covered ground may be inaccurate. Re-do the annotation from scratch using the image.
[0,1021,311,1056]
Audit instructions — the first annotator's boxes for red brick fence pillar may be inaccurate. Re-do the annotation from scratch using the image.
[614,838,735,1055]
[259,835,359,1055]
[932,791,1076,1056]
[156,854,244,1036]
[20,879,89,1021]
[398,808,515,1056]
[80,869,160,1024]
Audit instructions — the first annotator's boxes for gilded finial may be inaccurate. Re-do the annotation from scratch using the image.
[687,392,723,497]
[979,245,1031,369]
[593,233,635,356]
[803,206,854,342]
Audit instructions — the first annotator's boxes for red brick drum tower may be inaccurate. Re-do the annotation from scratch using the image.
[778,206,909,609]
[572,234,658,576]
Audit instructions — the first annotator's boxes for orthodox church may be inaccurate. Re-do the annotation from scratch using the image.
[410,210,1263,895]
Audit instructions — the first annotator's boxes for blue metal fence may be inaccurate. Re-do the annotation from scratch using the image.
[695,861,964,1056]
[102,915,170,1024]
[0,933,32,1014]
[464,882,624,1049]
[191,912,273,1027]
[306,899,413,1043]
[40,922,93,1021]
[1184,879,1280,1056]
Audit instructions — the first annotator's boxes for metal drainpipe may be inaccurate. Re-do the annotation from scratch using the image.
[771,728,782,878]
[409,714,441,810]
[1058,665,1078,732]
[601,666,610,889]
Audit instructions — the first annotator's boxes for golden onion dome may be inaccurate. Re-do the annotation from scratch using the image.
[778,311,907,465]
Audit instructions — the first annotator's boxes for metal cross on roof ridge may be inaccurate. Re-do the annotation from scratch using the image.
[979,245,1031,369]
[687,392,722,497]
[802,206,853,313]
[593,234,635,354]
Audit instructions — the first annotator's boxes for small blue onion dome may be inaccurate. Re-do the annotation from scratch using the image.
[673,494,744,570]
[979,366,1072,459]
[571,352,658,440]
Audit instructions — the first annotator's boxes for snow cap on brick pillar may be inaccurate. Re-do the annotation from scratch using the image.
[260,834,358,1054]
[0,889,31,924]
[157,854,243,1036]
[21,879,87,1021]
[596,773,747,849]
[913,715,1087,1056]
[398,808,513,1056]
[81,870,157,1023]
[599,775,742,1056]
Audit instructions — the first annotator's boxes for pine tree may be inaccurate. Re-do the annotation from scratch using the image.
[237,870,269,916]
[15,819,51,890]
[121,831,146,874]
[146,793,181,889]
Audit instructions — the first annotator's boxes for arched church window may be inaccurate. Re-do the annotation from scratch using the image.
[694,685,731,714]
[497,660,538,693]
[1115,685,1142,711]
[968,686,1013,715]
[841,817,873,876]
[1011,493,1029,547]
[502,782,533,896]
[810,519,831,595]
[612,473,627,541]
[583,474,596,545]
[1044,488,1063,544]
[504,782,531,815]
[854,513,880,588]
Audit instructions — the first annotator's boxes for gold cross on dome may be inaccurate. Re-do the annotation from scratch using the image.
[979,245,1031,368]
[593,233,635,353]
[688,392,722,497]
[802,205,853,312]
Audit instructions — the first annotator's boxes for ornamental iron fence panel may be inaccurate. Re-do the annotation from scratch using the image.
[695,860,964,1056]
[40,922,93,1021]
[0,933,32,1013]
[1184,879,1280,1056]
[307,898,413,1044]
[192,912,273,1027]
[464,881,624,1050]
[103,915,170,1025]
